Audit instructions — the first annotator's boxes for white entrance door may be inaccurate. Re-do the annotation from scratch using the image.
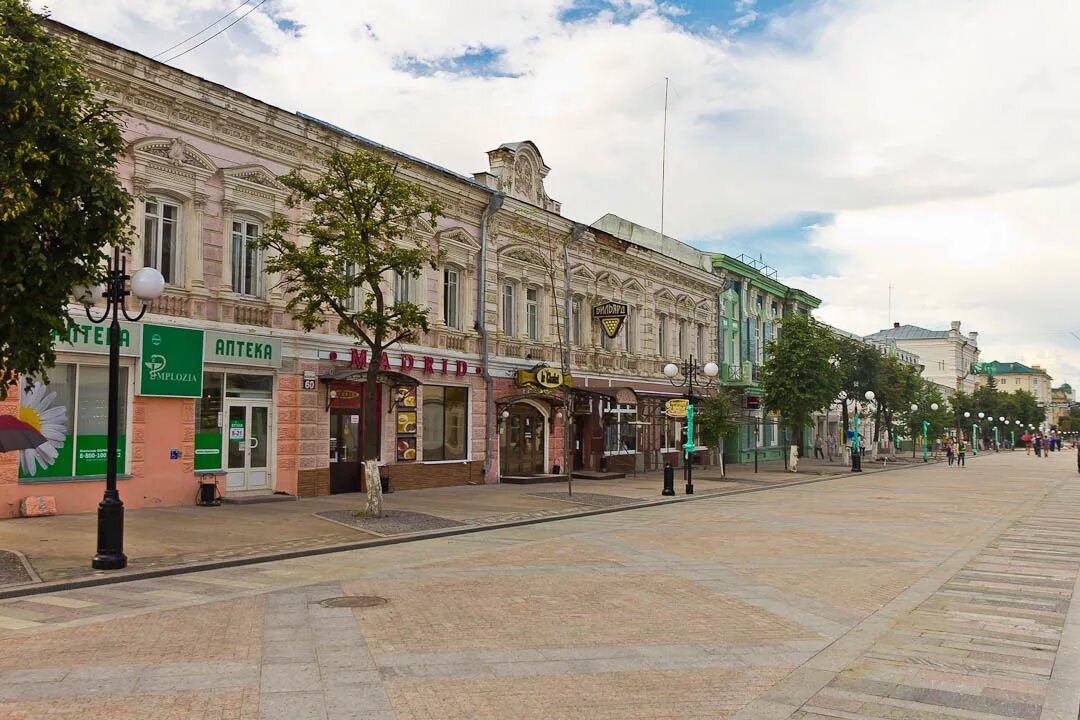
[224,402,271,491]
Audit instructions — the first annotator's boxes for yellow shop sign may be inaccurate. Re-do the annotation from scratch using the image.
[665,399,688,418]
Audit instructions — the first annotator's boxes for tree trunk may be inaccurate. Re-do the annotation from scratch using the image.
[363,347,381,461]
[363,459,383,517]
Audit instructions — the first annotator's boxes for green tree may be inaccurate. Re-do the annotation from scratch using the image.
[695,388,739,449]
[761,314,842,453]
[896,380,951,456]
[868,355,920,447]
[834,336,880,436]
[256,149,443,462]
[0,0,133,396]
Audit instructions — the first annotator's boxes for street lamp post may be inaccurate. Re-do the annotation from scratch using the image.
[663,355,719,495]
[81,248,164,570]
[964,412,975,455]
[852,393,862,472]
[996,416,1004,451]
[912,402,938,462]
[978,412,985,452]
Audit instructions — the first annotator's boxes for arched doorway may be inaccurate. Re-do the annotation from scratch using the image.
[499,402,547,477]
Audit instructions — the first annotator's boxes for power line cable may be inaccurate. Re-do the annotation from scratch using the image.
[152,0,254,59]
[160,0,269,64]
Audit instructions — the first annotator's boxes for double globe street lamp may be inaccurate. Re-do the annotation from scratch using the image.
[663,355,719,495]
[964,412,977,456]
[910,402,938,462]
[851,390,874,472]
[77,248,165,570]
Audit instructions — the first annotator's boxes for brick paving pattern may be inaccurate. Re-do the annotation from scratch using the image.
[0,453,1074,719]
[524,491,642,506]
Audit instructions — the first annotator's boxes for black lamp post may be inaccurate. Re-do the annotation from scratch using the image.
[79,247,164,570]
[663,354,719,495]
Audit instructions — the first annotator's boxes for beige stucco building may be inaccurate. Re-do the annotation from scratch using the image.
[982,361,1054,428]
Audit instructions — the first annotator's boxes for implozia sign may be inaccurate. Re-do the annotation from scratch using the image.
[139,324,204,397]
[593,302,629,339]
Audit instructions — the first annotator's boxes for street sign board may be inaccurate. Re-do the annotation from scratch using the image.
[139,324,204,397]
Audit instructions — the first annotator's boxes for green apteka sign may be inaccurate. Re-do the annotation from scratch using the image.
[139,324,204,397]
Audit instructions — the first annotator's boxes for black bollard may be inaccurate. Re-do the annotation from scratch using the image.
[851,448,862,472]
[662,463,675,496]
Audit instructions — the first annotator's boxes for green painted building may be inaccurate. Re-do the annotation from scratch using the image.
[710,254,821,465]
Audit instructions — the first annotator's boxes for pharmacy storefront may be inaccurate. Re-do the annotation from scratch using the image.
[2,319,283,516]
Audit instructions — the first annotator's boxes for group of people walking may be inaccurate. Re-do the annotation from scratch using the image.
[944,438,967,467]
[1028,435,1059,457]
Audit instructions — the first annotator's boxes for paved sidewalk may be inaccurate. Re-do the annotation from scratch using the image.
[0,451,1072,719]
[0,453,929,587]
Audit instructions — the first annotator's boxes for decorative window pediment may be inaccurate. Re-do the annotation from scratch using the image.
[131,137,216,192]
[222,165,286,190]
[434,227,480,250]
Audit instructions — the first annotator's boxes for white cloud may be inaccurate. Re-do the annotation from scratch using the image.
[790,183,1080,384]
[34,0,1080,385]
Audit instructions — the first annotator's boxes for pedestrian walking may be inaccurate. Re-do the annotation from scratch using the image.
[1035,436,1042,456]
[946,441,955,466]
[957,439,966,467]
[826,435,836,461]
[813,435,824,459]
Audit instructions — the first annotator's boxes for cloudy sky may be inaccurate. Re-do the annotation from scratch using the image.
[37,0,1080,387]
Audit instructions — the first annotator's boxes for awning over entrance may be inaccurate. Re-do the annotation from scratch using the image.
[495,393,565,409]
[318,368,423,387]
[572,386,638,405]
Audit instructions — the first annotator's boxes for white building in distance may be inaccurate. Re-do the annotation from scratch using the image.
[864,321,980,396]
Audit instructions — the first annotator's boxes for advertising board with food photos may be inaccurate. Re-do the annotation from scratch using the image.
[395,386,418,462]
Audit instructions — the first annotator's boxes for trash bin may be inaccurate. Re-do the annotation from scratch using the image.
[378,465,392,494]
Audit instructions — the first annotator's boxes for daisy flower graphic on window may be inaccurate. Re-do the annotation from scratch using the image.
[18,382,68,476]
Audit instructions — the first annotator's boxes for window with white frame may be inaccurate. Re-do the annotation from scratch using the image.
[572,296,583,347]
[697,324,706,359]
[343,263,364,311]
[603,403,637,455]
[659,314,667,357]
[502,282,516,336]
[678,320,687,357]
[443,268,460,329]
[231,218,263,297]
[393,271,411,305]
[143,197,180,285]
[625,306,635,353]
[525,287,539,341]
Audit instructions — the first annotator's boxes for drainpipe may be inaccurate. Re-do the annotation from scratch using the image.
[477,193,505,482]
